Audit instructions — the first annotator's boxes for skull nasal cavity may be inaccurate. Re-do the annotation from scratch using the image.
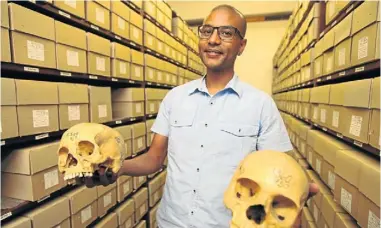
[78,141,95,156]
[246,205,266,225]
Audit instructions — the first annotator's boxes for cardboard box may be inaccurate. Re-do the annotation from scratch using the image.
[132,187,148,223]
[320,194,345,228]
[58,83,89,130]
[130,24,143,45]
[334,213,358,228]
[130,9,143,29]
[351,22,380,67]
[323,50,335,75]
[133,175,147,190]
[148,174,162,207]
[310,85,330,104]
[111,0,130,21]
[314,55,323,78]
[25,197,70,228]
[358,192,380,228]
[351,1,380,35]
[54,0,85,19]
[116,175,133,202]
[145,66,157,83]
[135,220,147,228]
[87,33,111,77]
[88,86,112,123]
[131,63,144,81]
[148,203,159,228]
[15,80,59,136]
[2,216,31,228]
[97,187,117,217]
[146,119,155,146]
[65,185,98,228]
[111,42,131,79]
[371,77,380,109]
[1,0,9,28]
[86,0,110,30]
[115,125,133,158]
[1,27,11,62]
[111,13,130,40]
[143,0,156,19]
[144,19,157,36]
[334,37,352,72]
[369,109,380,149]
[311,104,319,123]
[1,78,18,139]
[115,198,135,227]
[112,88,145,119]
[132,122,147,154]
[301,207,313,228]
[145,32,157,51]
[94,212,117,228]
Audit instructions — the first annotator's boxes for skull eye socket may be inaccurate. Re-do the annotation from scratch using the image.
[78,141,95,156]
[235,178,259,200]
[271,195,297,223]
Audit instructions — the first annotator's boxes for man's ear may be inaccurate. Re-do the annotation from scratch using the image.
[238,39,247,56]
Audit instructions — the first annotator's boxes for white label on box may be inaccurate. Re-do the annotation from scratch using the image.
[358,36,369,60]
[134,67,141,78]
[148,36,153,46]
[157,72,163,81]
[68,105,80,121]
[118,16,125,30]
[136,103,142,114]
[148,69,154,79]
[64,0,76,8]
[150,103,155,112]
[332,111,340,128]
[27,40,44,61]
[81,205,92,224]
[103,192,112,207]
[341,188,352,213]
[313,204,318,221]
[133,27,139,39]
[320,109,326,123]
[44,169,59,189]
[96,57,106,71]
[316,159,321,174]
[140,204,145,215]
[349,115,362,137]
[33,110,49,128]
[95,7,105,24]
[66,50,79,67]
[315,61,321,75]
[339,48,346,66]
[313,107,318,120]
[138,137,143,148]
[98,105,107,118]
[368,210,380,228]
[327,56,333,72]
[123,182,130,195]
[328,171,335,190]
[119,62,127,74]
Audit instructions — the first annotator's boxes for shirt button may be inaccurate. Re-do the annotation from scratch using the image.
[193,189,196,193]
[197,168,200,172]
[191,211,194,215]
[201,145,204,148]
[210,102,213,105]
[205,123,208,127]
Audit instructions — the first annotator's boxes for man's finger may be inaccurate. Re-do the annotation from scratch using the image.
[308,183,319,198]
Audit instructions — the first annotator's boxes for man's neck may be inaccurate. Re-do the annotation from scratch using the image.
[205,68,235,95]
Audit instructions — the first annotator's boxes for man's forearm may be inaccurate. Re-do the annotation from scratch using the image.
[118,150,165,177]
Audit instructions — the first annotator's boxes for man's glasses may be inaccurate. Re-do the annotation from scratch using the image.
[198,25,244,41]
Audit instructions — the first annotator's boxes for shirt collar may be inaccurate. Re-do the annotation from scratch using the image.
[188,73,243,98]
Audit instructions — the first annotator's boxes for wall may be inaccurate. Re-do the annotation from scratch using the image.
[235,20,288,95]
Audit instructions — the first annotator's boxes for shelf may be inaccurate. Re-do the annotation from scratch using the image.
[145,81,175,89]
[146,114,158,120]
[11,0,144,52]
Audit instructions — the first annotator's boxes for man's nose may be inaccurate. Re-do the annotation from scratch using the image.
[208,29,221,45]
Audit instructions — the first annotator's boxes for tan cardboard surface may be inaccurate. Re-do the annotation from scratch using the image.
[135,220,147,228]
[351,1,380,35]
[94,212,117,228]
[56,44,87,73]
[335,148,364,188]
[112,101,144,119]
[130,9,143,29]
[17,105,59,136]
[55,21,86,49]
[318,104,330,127]
[54,1,85,19]
[111,13,130,40]
[148,203,159,228]
[9,3,55,40]
[97,182,116,197]
[131,64,144,81]
[87,51,111,77]
[115,125,132,140]
[112,88,145,102]
[117,177,133,202]
[1,78,16,105]
[358,155,380,207]
[371,77,380,109]
[320,194,345,228]
[11,31,56,69]
[130,24,143,45]
[341,107,370,143]
[334,37,352,71]
[334,174,359,220]
[132,187,148,208]
[369,109,380,149]
[70,200,98,228]
[144,19,157,36]
[112,42,131,62]
[131,49,144,65]
[112,59,130,79]
[1,106,19,139]
[145,67,157,82]
[1,28,11,62]
[59,104,89,130]
[310,85,330,104]
[86,0,110,30]
[357,192,380,228]
[351,22,379,66]
[97,188,117,217]
[322,160,335,191]
[323,50,335,75]
[2,217,31,228]
[342,78,372,108]
[334,12,353,45]
[145,33,157,51]
[133,175,147,190]
[323,28,335,52]
[65,185,97,215]
[334,213,358,228]
[88,86,112,123]
[115,198,135,225]
[1,0,9,28]
[87,32,111,56]
[94,0,110,10]
[132,122,147,138]
[111,0,130,20]
[314,55,323,78]
[58,83,88,104]
[16,79,58,105]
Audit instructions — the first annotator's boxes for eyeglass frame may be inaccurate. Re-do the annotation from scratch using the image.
[197,24,244,41]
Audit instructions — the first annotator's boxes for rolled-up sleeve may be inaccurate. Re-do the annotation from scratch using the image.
[257,96,293,152]
[151,91,172,137]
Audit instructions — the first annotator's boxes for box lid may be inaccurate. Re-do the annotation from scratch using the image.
[88,86,111,104]
[334,12,353,45]
[58,83,88,104]
[65,185,97,215]
[115,198,134,225]
[112,42,131,62]
[1,141,60,175]
[130,9,143,29]
[144,19,156,36]
[97,182,116,197]
[115,125,132,140]
[112,88,145,102]
[144,54,157,68]
[310,85,330,104]
[132,122,147,138]
[352,1,380,35]
[132,187,148,208]
[111,0,130,21]
[9,3,55,41]
[329,83,345,105]
[93,212,117,228]
[371,77,380,109]
[148,175,161,194]
[131,49,144,65]
[2,216,31,228]
[322,29,335,52]
[1,0,9,28]
[313,132,352,165]
[342,79,372,108]
[25,197,70,228]
[1,78,16,105]
[55,21,86,49]
[358,157,380,207]
[335,149,364,188]
[16,79,58,105]
[87,32,111,56]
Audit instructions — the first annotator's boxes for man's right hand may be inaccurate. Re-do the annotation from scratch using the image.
[77,167,118,188]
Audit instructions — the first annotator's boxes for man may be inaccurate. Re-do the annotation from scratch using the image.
[83,4,318,228]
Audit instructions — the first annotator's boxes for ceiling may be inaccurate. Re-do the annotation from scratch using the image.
[167,1,298,21]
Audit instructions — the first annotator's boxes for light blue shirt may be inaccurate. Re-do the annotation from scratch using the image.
[151,74,293,228]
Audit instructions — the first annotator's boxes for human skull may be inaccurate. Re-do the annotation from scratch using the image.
[224,150,309,228]
[58,123,127,184]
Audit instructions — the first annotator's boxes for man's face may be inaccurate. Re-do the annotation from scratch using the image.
[198,9,247,72]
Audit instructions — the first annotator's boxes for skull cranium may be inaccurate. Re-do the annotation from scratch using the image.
[224,150,309,228]
[57,123,127,184]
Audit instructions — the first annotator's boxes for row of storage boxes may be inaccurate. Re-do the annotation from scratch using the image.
[274,77,380,147]
[273,1,380,92]
[283,114,379,228]
[2,168,166,228]
[1,78,169,139]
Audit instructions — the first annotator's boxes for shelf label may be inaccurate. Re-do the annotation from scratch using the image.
[129,80,135,84]
[58,10,71,18]
[354,141,363,147]
[323,127,328,132]
[37,195,50,203]
[337,133,343,138]
[339,71,346,76]
[326,76,332,80]
[111,78,118,82]
[130,42,136,47]
[115,120,122,124]
[317,78,321,82]
[115,35,121,40]
[91,25,99,31]
[130,118,136,121]
[35,133,49,140]
[28,0,36,3]
[346,4,354,13]
[60,72,72,76]
[1,141,5,146]
[331,20,337,27]
[89,75,98,79]
[24,67,39,73]
[1,212,12,221]
[355,66,365,72]
[147,82,152,85]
